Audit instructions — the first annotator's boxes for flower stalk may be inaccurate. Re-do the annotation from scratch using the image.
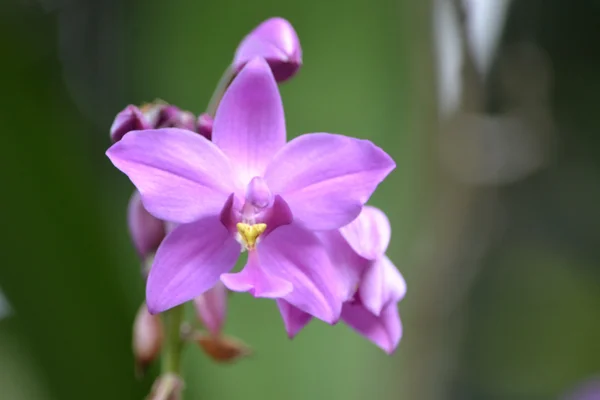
[161,304,185,375]
[205,67,236,118]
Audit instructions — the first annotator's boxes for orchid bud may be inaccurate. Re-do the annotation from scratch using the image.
[233,17,302,82]
[193,282,227,336]
[133,302,163,376]
[157,105,196,131]
[128,190,166,259]
[195,332,252,363]
[142,102,196,131]
[196,113,213,140]
[110,105,150,142]
[147,373,183,400]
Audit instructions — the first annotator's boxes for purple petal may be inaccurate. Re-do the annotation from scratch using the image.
[212,58,286,185]
[340,205,391,260]
[127,190,166,259]
[110,105,150,142]
[193,281,227,337]
[146,216,240,314]
[233,17,302,82]
[106,128,236,224]
[341,301,402,354]
[221,250,292,298]
[359,256,406,316]
[258,223,344,323]
[317,230,370,302]
[265,133,395,230]
[277,300,312,338]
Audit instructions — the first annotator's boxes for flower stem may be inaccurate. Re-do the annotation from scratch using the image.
[205,66,236,117]
[161,304,185,375]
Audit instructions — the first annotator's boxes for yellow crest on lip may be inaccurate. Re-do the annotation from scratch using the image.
[236,223,267,250]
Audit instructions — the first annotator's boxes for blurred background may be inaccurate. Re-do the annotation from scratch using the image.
[1,0,599,399]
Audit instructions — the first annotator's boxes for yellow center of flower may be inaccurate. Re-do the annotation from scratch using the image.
[236,223,267,250]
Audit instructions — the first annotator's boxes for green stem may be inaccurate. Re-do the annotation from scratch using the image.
[161,304,185,375]
[205,66,236,117]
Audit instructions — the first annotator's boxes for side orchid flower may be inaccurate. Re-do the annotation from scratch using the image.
[106,57,395,324]
[278,206,406,354]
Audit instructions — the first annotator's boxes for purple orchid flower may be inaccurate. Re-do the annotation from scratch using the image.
[234,17,302,82]
[106,57,395,323]
[278,206,406,354]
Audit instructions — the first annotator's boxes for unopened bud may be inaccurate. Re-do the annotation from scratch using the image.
[193,282,226,336]
[128,191,166,259]
[133,302,163,377]
[196,113,213,140]
[147,373,183,400]
[110,105,150,142]
[233,17,302,82]
[195,332,252,363]
[154,105,196,131]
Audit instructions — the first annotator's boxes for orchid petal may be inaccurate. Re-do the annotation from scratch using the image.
[221,250,292,298]
[212,58,286,185]
[265,133,395,230]
[146,216,240,314]
[359,256,406,316]
[106,128,235,224]
[277,300,312,338]
[341,302,402,354]
[258,223,344,323]
[317,230,370,302]
[340,206,391,259]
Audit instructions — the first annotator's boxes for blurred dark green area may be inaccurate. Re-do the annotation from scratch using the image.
[0,0,598,399]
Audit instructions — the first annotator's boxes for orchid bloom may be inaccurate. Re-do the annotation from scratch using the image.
[234,17,302,82]
[279,206,406,354]
[106,57,395,324]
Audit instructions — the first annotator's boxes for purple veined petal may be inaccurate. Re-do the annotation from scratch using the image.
[220,250,293,298]
[233,17,302,82]
[359,255,406,316]
[110,105,151,143]
[146,216,240,314]
[258,223,344,324]
[107,128,236,224]
[340,205,391,260]
[317,230,370,302]
[277,300,312,338]
[341,301,402,355]
[264,133,396,230]
[193,281,227,337]
[212,58,286,185]
[128,190,166,259]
